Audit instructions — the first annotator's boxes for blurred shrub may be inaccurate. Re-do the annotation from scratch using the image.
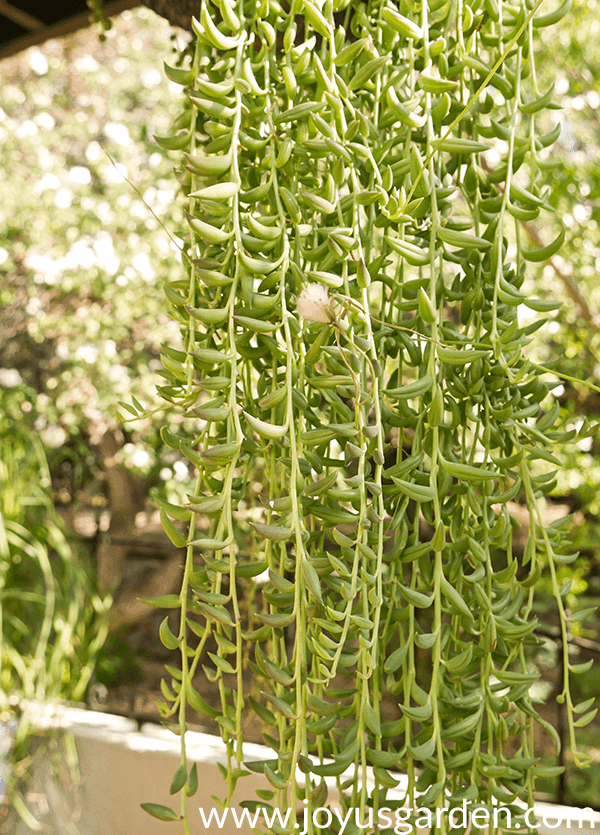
[0,386,110,819]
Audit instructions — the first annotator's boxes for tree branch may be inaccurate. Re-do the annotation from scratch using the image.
[520,220,600,331]
[138,0,194,31]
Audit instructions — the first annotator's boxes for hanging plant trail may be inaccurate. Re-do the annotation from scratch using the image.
[133,0,595,829]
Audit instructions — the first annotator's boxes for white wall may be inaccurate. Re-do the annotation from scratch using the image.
[8,705,600,835]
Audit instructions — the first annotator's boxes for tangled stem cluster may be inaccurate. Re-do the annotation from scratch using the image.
[133,0,595,830]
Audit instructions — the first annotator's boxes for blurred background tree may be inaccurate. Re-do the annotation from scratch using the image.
[0,8,195,621]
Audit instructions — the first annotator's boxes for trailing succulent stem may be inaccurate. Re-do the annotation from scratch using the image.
[136,0,595,829]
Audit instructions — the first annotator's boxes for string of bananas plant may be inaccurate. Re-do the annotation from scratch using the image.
[128,0,597,830]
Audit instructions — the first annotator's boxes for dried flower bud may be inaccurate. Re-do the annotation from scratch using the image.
[296,283,333,324]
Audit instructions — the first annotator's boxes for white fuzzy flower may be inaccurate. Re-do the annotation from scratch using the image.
[296,283,332,324]
[0,368,22,388]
